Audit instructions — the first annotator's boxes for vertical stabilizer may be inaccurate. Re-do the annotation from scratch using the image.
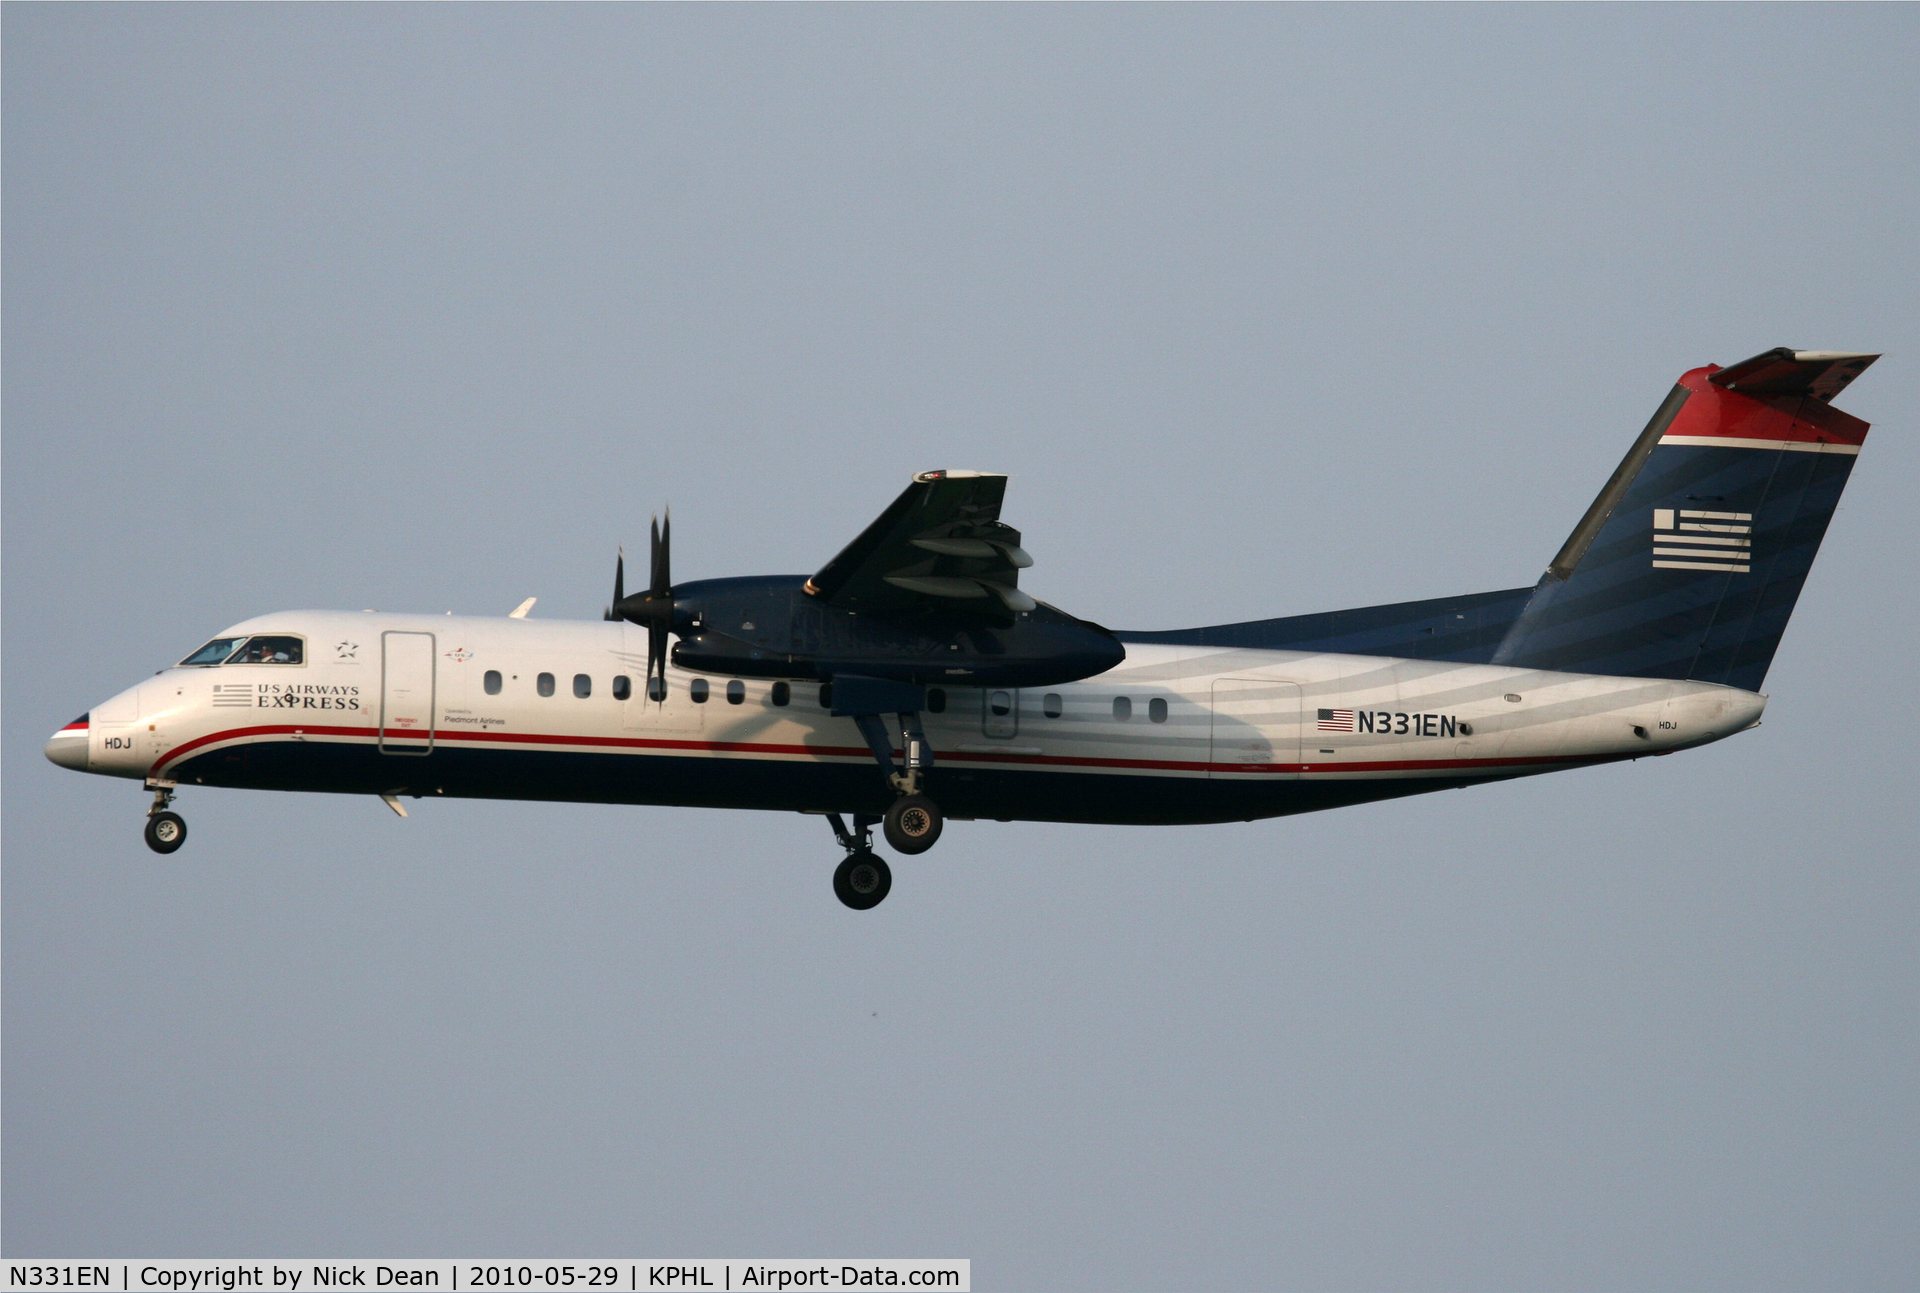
[1490,350,1877,691]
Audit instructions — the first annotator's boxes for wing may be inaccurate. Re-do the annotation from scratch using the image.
[805,470,1037,615]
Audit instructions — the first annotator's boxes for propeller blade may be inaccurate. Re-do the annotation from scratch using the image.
[614,515,676,696]
[648,621,668,698]
[604,547,626,621]
[651,511,672,597]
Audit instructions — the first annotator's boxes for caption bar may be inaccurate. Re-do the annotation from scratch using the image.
[5,1265,967,1293]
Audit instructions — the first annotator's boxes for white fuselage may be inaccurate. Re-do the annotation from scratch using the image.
[52,609,1765,825]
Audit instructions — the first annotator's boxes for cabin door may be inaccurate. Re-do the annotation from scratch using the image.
[380,631,437,754]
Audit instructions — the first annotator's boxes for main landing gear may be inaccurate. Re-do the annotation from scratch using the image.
[825,681,954,909]
[825,797,943,911]
[849,707,946,854]
[829,814,892,911]
[884,794,942,854]
[143,782,187,854]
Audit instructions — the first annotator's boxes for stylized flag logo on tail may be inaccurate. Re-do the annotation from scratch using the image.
[1317,708,1356,732]
[1653,508,1752,573]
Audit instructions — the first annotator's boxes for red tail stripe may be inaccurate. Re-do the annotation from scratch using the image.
[1672,367,1870,446]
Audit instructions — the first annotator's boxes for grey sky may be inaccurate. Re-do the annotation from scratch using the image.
[5,4,1917,1286]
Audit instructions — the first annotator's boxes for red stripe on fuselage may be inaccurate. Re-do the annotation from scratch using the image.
[153,722,1595,780]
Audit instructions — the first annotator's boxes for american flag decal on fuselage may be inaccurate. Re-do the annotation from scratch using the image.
[1653,508,1752,573]
[211,684,254,707]
[1317,708,1356,732]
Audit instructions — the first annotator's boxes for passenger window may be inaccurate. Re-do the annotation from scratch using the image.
[771,681,790,707]
[179,637,244,667]
[1113,696,1132,721]
[727,679,745,705]
[927,688,947,714]
[537,673,555,697]
[690,679,710,703]
[484,670,503,695]
[612,675,631,701]
[819,683,833,708]
[648,676,666,702]
[1044,693,1063,718]
[989,690,1013,717]
[230,635,303,665]
[1149,697,1168,723]
[574,674,592,699]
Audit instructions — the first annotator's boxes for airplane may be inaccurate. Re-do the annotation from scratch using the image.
[46,347,1879,909]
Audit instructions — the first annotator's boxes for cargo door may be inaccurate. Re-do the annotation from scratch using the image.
[1208,679,1301,776]
[380,631,436,754]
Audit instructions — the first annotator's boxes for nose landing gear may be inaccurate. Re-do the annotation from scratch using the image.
[143,782,186,854]
[145,812,187,853]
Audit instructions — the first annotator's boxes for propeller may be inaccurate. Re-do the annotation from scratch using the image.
[602,547,625,621]
[611,513,675,699]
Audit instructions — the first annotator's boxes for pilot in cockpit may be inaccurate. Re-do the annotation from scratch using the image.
[231,636,302,664]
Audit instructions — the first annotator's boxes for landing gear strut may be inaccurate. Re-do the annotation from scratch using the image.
[827,681,954,907]
[144,782,186,854]
[850,708,946,856]
[828,812,891,910]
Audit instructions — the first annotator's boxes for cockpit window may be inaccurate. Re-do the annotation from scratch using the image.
[229,635,304,664]
[179,637,244,666]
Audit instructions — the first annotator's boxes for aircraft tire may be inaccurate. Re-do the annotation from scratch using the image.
[883,794,943,855]
[145,811,187,854]
[834,851,892,910]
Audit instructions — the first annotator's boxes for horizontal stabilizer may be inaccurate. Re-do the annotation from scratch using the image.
[1709,348,1879,404]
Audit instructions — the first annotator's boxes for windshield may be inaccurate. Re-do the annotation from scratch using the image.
[179,637,244,666]
[177,635,304,666]
[229,635,303,664]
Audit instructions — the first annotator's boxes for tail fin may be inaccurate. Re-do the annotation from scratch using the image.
[1490,349,1878,691]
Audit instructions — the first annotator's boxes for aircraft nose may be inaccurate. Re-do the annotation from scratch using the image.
[45,714,90,771]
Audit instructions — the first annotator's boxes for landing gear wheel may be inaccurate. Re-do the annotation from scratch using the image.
[145,811,187,855]
[833,851,892,910]
[883,794,943,855]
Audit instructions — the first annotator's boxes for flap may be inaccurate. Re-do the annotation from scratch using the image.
[806,471,1035,615]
